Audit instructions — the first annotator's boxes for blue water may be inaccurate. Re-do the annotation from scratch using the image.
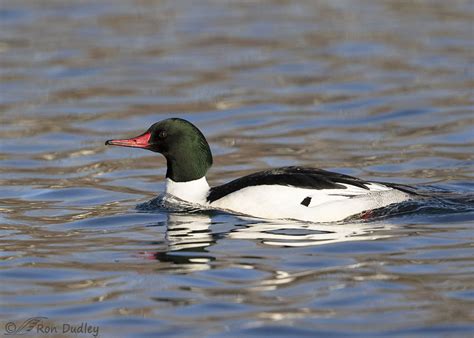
[1,0,473,337]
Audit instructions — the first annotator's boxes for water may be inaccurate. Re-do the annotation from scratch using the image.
[1,0,474,336]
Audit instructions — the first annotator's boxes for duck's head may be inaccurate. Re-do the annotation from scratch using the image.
[106,118,213,182]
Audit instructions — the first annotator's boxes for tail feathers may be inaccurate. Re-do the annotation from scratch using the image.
[375,182,420,196]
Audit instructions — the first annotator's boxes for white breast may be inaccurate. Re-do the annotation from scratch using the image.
[165,177,210,204]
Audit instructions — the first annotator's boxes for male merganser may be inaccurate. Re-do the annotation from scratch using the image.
[106,118,411,222]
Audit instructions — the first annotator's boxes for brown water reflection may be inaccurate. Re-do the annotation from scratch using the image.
[1,0,473,336]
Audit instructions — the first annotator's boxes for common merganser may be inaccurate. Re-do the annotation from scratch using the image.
[105,118,411,222]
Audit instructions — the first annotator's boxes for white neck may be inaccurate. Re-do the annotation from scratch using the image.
[165,177,210,204]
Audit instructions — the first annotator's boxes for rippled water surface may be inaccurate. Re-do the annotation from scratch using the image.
[1,0,474,337]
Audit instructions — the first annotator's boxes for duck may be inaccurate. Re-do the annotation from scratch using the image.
[105,118,412,222]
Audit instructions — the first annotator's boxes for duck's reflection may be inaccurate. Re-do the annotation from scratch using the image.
[147,210,394,269]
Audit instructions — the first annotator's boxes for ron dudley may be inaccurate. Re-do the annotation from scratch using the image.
[62,322,99,337]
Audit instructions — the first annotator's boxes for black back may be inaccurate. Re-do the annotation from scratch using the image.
[207,166,374,203]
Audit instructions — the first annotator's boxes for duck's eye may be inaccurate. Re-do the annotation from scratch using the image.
[158,130,167,139]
